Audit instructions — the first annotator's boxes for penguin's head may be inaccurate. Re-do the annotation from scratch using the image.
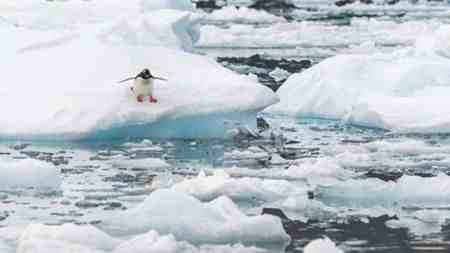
[139,69,152,79]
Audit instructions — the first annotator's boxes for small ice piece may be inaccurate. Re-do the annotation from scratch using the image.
[269,68,291,83]
[101,189,290,245]
[206,6,285,24]
[223,147,270,167]
[304,237,344,253]
[171,169,306,202]
[0,157,61,191]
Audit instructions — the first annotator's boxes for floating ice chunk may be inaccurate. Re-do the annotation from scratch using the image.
[316,173,450,208]
[304,237,344,253]
[15,224,268,253]
[122,139,154,148]
[285,157,353,181]
[101,189,290,245]
[115,230,267,253]
[269,68,291,83]
[171,170,306,202]
[17,224,119,253]
[0,157,61,190]
[206,6,285,23]
[269,25,450,133]
[110,157,170,169]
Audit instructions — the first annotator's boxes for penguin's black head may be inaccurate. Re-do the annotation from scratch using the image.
[139,69,152,79]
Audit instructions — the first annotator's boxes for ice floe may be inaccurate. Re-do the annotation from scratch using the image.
[171,170,307,202]
[316,173,450,208]
[303,237,344,253]
[14,223,268,253]
[0,0,277,140]
[269,24,450,133]
[101,189,290,245]
[0,157,61,191]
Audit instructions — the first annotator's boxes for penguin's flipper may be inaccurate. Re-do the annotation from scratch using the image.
[153,76,168,81]
[118,77,135,83]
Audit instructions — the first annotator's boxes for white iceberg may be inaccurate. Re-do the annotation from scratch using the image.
[0,0,278,140]
[101,189,290,245]
[269,25,450,133]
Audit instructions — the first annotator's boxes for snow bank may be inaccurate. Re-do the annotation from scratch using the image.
[16,224,267,253]
[269,25,450,133]
[0,157,61,190]
[304,237,344,253]
[0,1,277,140]
[171,170,305,202]
[101,189,290,245]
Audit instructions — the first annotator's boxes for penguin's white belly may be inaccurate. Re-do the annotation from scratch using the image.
[133,78,154,96]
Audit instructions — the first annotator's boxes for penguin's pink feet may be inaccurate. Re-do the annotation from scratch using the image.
[137,95,144,103]
[149,96,158,103]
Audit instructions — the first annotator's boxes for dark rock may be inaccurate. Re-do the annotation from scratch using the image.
[11,143,30,150]
[335,0,356,7]
[386,0,400,4]
[249,0,297,13]
[365,170,403,182]
[262,208,290,220]
[75,200,100,209]
[194,0,223,11]
[217,54,311,91]
[257,117,271,132]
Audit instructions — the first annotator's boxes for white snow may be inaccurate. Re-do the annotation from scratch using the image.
[0,0,278,140]
[269,25,450,132]
[303,237,344,253]
[0,157,61,190]
[101,189,290,245]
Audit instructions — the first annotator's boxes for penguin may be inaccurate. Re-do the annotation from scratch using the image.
[119,69,167,103]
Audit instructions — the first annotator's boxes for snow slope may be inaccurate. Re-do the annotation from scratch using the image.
[269,25,450,133]
[0,0,278,140]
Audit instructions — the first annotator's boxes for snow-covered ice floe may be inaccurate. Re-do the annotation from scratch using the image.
[100,189,290,246]
[0,157,61,191]
[269,25,450,133]
[0,0,278,140]
[13,223,268,253]
[171,170,308,202]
